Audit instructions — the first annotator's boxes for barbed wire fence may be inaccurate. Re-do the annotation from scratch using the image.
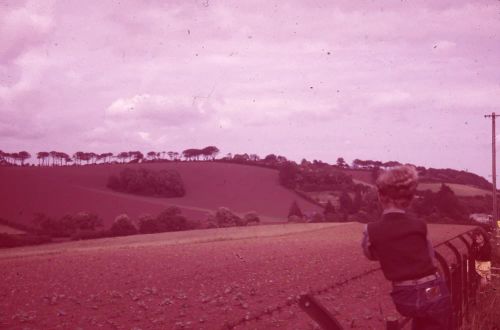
[223,227,486,330]
[223,266,380,329]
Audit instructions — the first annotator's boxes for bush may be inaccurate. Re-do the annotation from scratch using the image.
[72,212,103,231]
[204,214,219,229]
[323,200,336,216]
[244,212,260,225]
[156,206,188,231]
[107,168,185,197]
[214,207,245,227]
[109,214,137,236]
[138,208,189,234]
[138,214,158,234]
[32,212,103,238]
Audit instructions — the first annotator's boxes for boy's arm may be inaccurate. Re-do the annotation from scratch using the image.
[362,225,377,260]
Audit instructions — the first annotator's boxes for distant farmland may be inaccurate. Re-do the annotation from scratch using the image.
[0,162,322,227]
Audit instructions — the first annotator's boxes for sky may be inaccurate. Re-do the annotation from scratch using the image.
[1,0,500,179]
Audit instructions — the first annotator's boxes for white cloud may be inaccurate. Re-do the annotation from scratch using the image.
[105,94,213,126]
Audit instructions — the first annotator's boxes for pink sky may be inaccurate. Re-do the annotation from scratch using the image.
[1,0,500,179]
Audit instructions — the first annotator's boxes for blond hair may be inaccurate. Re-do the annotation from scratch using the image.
[376,165,418,208]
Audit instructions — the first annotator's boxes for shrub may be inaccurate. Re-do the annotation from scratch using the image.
[214,207,244,227]
[32,212,103,237]
[215,207,242,227]
[156,206,188,232]
[244,211,260,225]
[72,212,103,231]
[323,200,336,216]
[204,214,218,229]
[107,168,185,197]
[138,207,189,233]
[138,214,158,234]
[109,214,137,236]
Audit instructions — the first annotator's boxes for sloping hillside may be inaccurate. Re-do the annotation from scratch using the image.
[342,168,490,197]
[0,162,322,227]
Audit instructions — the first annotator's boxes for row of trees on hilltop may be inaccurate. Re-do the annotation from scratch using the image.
[0,146,220,167]
[181,146,219,160]
[0,150,31,166]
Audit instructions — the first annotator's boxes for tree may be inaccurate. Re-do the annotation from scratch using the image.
[413,190,435,216]
[324,200,336,216]
[72,211,103,231]
[279,161,299,189]
[339,191,353,215]
[37,152,49,166]
[147,151,157,160]
[288,200,303,219]
[110,214,137,236]
[182,148,202,161]
[167,151,175,160]
[201,146,219,160]
[352,189,362,213]
[244,211,260,225]
[336,157,348,168]
[117,152,129,163]
[213,207,245,227]
[10,152,20,165]
[156,206,188,231]
[73,151,85,165]
[435,184,466,221]
[107,168,186,197]
[264,154,277,163]
[138,214,158,234]
[249,154,260,162]
[18,151,31,166]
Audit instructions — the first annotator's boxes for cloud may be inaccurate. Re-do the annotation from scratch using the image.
[105,94,214,126]
[0,1,54,64]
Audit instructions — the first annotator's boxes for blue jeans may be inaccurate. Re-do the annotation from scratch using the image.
[390,278,452,330]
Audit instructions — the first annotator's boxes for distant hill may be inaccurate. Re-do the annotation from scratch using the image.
[0,162,322,228]
[341,168,491,197]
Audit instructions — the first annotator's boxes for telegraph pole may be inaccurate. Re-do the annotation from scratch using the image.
[485,112,500,232]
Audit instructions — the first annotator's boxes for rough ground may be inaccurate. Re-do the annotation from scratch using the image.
[0,222,475,330]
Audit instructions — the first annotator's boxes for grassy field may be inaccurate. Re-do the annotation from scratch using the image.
[417,182,490,197]
[0,162,322,228]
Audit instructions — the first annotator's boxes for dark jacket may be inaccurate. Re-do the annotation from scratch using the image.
[366,212,437,281]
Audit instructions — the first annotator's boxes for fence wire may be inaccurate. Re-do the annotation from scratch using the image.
[223,227,483,329]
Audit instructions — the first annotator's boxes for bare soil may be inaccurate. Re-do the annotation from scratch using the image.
[0,222,475,329]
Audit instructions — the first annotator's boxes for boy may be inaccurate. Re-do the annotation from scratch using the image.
[361,165,451,330]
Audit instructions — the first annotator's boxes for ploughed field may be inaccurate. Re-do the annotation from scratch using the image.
[0,222,475,329]
[0,162,322,227]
